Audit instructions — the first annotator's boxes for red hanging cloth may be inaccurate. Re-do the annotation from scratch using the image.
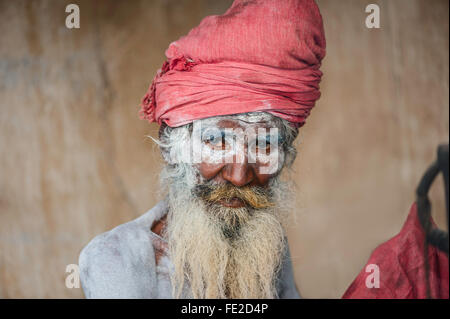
[343,203,449,299]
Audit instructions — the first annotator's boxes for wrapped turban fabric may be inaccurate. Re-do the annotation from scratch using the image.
[139,0,326,128]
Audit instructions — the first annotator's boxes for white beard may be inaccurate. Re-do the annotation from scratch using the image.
[161,164,293,299]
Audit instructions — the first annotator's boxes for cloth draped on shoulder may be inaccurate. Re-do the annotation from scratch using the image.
[343,203,449,299]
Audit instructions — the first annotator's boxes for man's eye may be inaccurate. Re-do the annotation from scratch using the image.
[256,137,271,149]
[202,131,224,147]
[207,135,221,145]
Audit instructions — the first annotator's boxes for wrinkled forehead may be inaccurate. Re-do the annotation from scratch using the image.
[198,112,282,130]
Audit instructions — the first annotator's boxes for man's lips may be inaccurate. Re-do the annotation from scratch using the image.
[219,197,246,208]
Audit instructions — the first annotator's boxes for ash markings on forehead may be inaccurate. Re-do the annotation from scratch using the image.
[199,112,279,128]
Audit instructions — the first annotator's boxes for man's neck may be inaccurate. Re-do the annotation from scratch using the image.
[151,215,167,265]
[151,214,167,236]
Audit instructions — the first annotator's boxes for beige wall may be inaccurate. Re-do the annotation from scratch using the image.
[0,0,448,298]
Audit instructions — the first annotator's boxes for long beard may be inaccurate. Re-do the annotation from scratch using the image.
[161,164,293,299]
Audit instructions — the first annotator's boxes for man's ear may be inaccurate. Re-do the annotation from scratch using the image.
[159,122,168,139]
[157,122,171,163]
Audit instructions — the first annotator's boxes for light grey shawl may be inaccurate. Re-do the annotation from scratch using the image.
[79,200,301,299]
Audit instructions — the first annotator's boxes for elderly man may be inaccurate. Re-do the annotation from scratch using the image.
[79,0,326,299]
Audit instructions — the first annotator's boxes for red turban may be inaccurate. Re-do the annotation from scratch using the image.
[140,0,326,128]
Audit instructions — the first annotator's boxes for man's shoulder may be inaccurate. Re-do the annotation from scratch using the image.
[80,200,168,260]
[78,200,168,298]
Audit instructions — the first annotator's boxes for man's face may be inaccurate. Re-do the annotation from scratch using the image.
[160,112,296,298]
[194,116,284,209]
[197,119,278,184]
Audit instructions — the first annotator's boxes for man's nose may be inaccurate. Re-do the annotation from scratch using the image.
[221,161,254,187]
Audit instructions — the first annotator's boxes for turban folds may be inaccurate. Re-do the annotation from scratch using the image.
[140,0,326,128]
